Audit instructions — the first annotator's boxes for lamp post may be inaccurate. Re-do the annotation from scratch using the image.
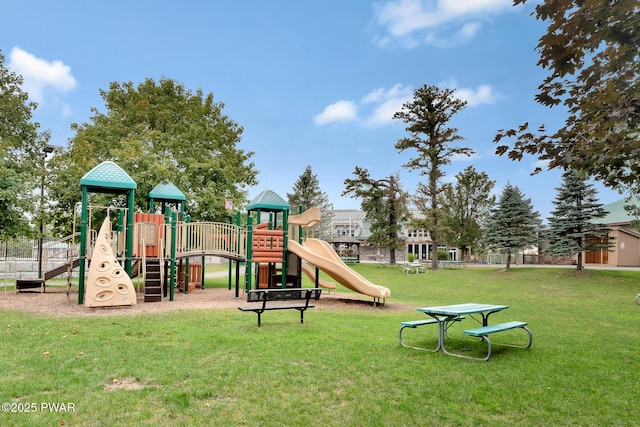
[37,144,54,280]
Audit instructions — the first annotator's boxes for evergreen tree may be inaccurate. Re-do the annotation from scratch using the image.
[343,168,408,264]
[394,84,474,270]
[546,170,611,271]
[483,183,541,270]
[286,165,331,239]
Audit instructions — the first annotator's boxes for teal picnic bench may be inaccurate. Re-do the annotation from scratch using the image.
[636,293,640,305]
[398,316,465,351]
[463,321,532,361]
[238,288,322,327]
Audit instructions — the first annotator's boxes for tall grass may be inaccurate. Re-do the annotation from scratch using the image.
[0,265,639,426]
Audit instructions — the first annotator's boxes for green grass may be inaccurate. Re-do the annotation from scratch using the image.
[1,265,639,426]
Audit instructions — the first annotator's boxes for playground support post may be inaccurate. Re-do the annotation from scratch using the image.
[184,214,190,294]
[170,210,177,301]
[78,187,88,305]
[246,216,253,292]
[281,209,288,288]
[124,190,134,276]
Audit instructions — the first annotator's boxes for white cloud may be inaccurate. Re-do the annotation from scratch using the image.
[425,21,482,48]
[313,100,358,125]
[443,79,497,106]
[8,47,77,103]
[361,84,413,127]
[315,85,413,128]
[361,83,412,104]
[315,80,494,128]
[374,0,512,47]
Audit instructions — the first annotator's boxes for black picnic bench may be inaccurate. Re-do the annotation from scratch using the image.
[238,288,322,327]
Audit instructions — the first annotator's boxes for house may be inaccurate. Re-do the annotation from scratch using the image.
[586,198,640,267]
[328,199,640,266]
[327,209,460,262]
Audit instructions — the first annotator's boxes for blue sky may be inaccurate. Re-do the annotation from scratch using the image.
[1,0,623,220]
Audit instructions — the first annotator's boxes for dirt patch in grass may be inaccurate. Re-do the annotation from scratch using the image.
[103,377,153,391]
[0,287,409,317]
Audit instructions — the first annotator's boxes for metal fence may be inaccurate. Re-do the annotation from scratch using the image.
[0,237,71,261]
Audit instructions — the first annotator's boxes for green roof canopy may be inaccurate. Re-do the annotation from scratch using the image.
[148,181,186,202]
[79,161,136,192]
[247,189,290,212]
[600,197,640,225]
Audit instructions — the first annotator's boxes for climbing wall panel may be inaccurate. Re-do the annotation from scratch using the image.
[86,217,137,307]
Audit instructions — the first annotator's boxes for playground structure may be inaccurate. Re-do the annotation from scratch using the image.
[14,161,390,306]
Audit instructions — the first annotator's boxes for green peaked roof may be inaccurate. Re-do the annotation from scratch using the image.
[148,181,186,201]
[247,189,290,211]
[79,161,136,191]
[600,197,640,225]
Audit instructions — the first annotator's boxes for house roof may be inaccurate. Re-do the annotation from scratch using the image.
[79,161,136,192]
[330,209,366,224]
[601,197,640,225]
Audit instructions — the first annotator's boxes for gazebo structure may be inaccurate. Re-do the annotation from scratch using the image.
[77,161,137,304]
[330,235,361,263]
[148,181,186,214]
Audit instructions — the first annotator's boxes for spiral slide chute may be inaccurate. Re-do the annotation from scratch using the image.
[288,238,390,301]
[300,262,336,290]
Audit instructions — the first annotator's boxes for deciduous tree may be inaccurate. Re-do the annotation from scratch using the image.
[394,84,474,269]
[0,49,50,238]
[495,1,640,191]
[440,166,496,261]
[49,78,257,234]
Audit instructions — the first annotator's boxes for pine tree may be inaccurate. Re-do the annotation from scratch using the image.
[546,170,611,271]
[343,168,408,264]
[483,183,541,270]
[393,84,474,270]
[287,165,331,239]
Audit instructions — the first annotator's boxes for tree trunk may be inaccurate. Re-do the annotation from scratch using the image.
[576,252,583,271]
[505,252,512,270]
[431,241,439,270]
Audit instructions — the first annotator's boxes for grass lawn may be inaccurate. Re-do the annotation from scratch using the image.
[1,265,639,426]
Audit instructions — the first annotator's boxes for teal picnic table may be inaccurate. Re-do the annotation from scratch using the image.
[414,303,531,360]
[401,262,427,274]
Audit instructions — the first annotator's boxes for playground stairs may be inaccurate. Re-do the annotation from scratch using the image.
[143,258,162,302]
[15,258,80,292]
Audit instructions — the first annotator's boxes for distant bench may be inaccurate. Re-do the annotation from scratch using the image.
[464,321,532,361]
[238,288,322,327]
[438,260,465,269]
[398,316,465,351]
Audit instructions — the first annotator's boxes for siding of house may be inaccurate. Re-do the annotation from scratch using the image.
[611,228,640,267]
